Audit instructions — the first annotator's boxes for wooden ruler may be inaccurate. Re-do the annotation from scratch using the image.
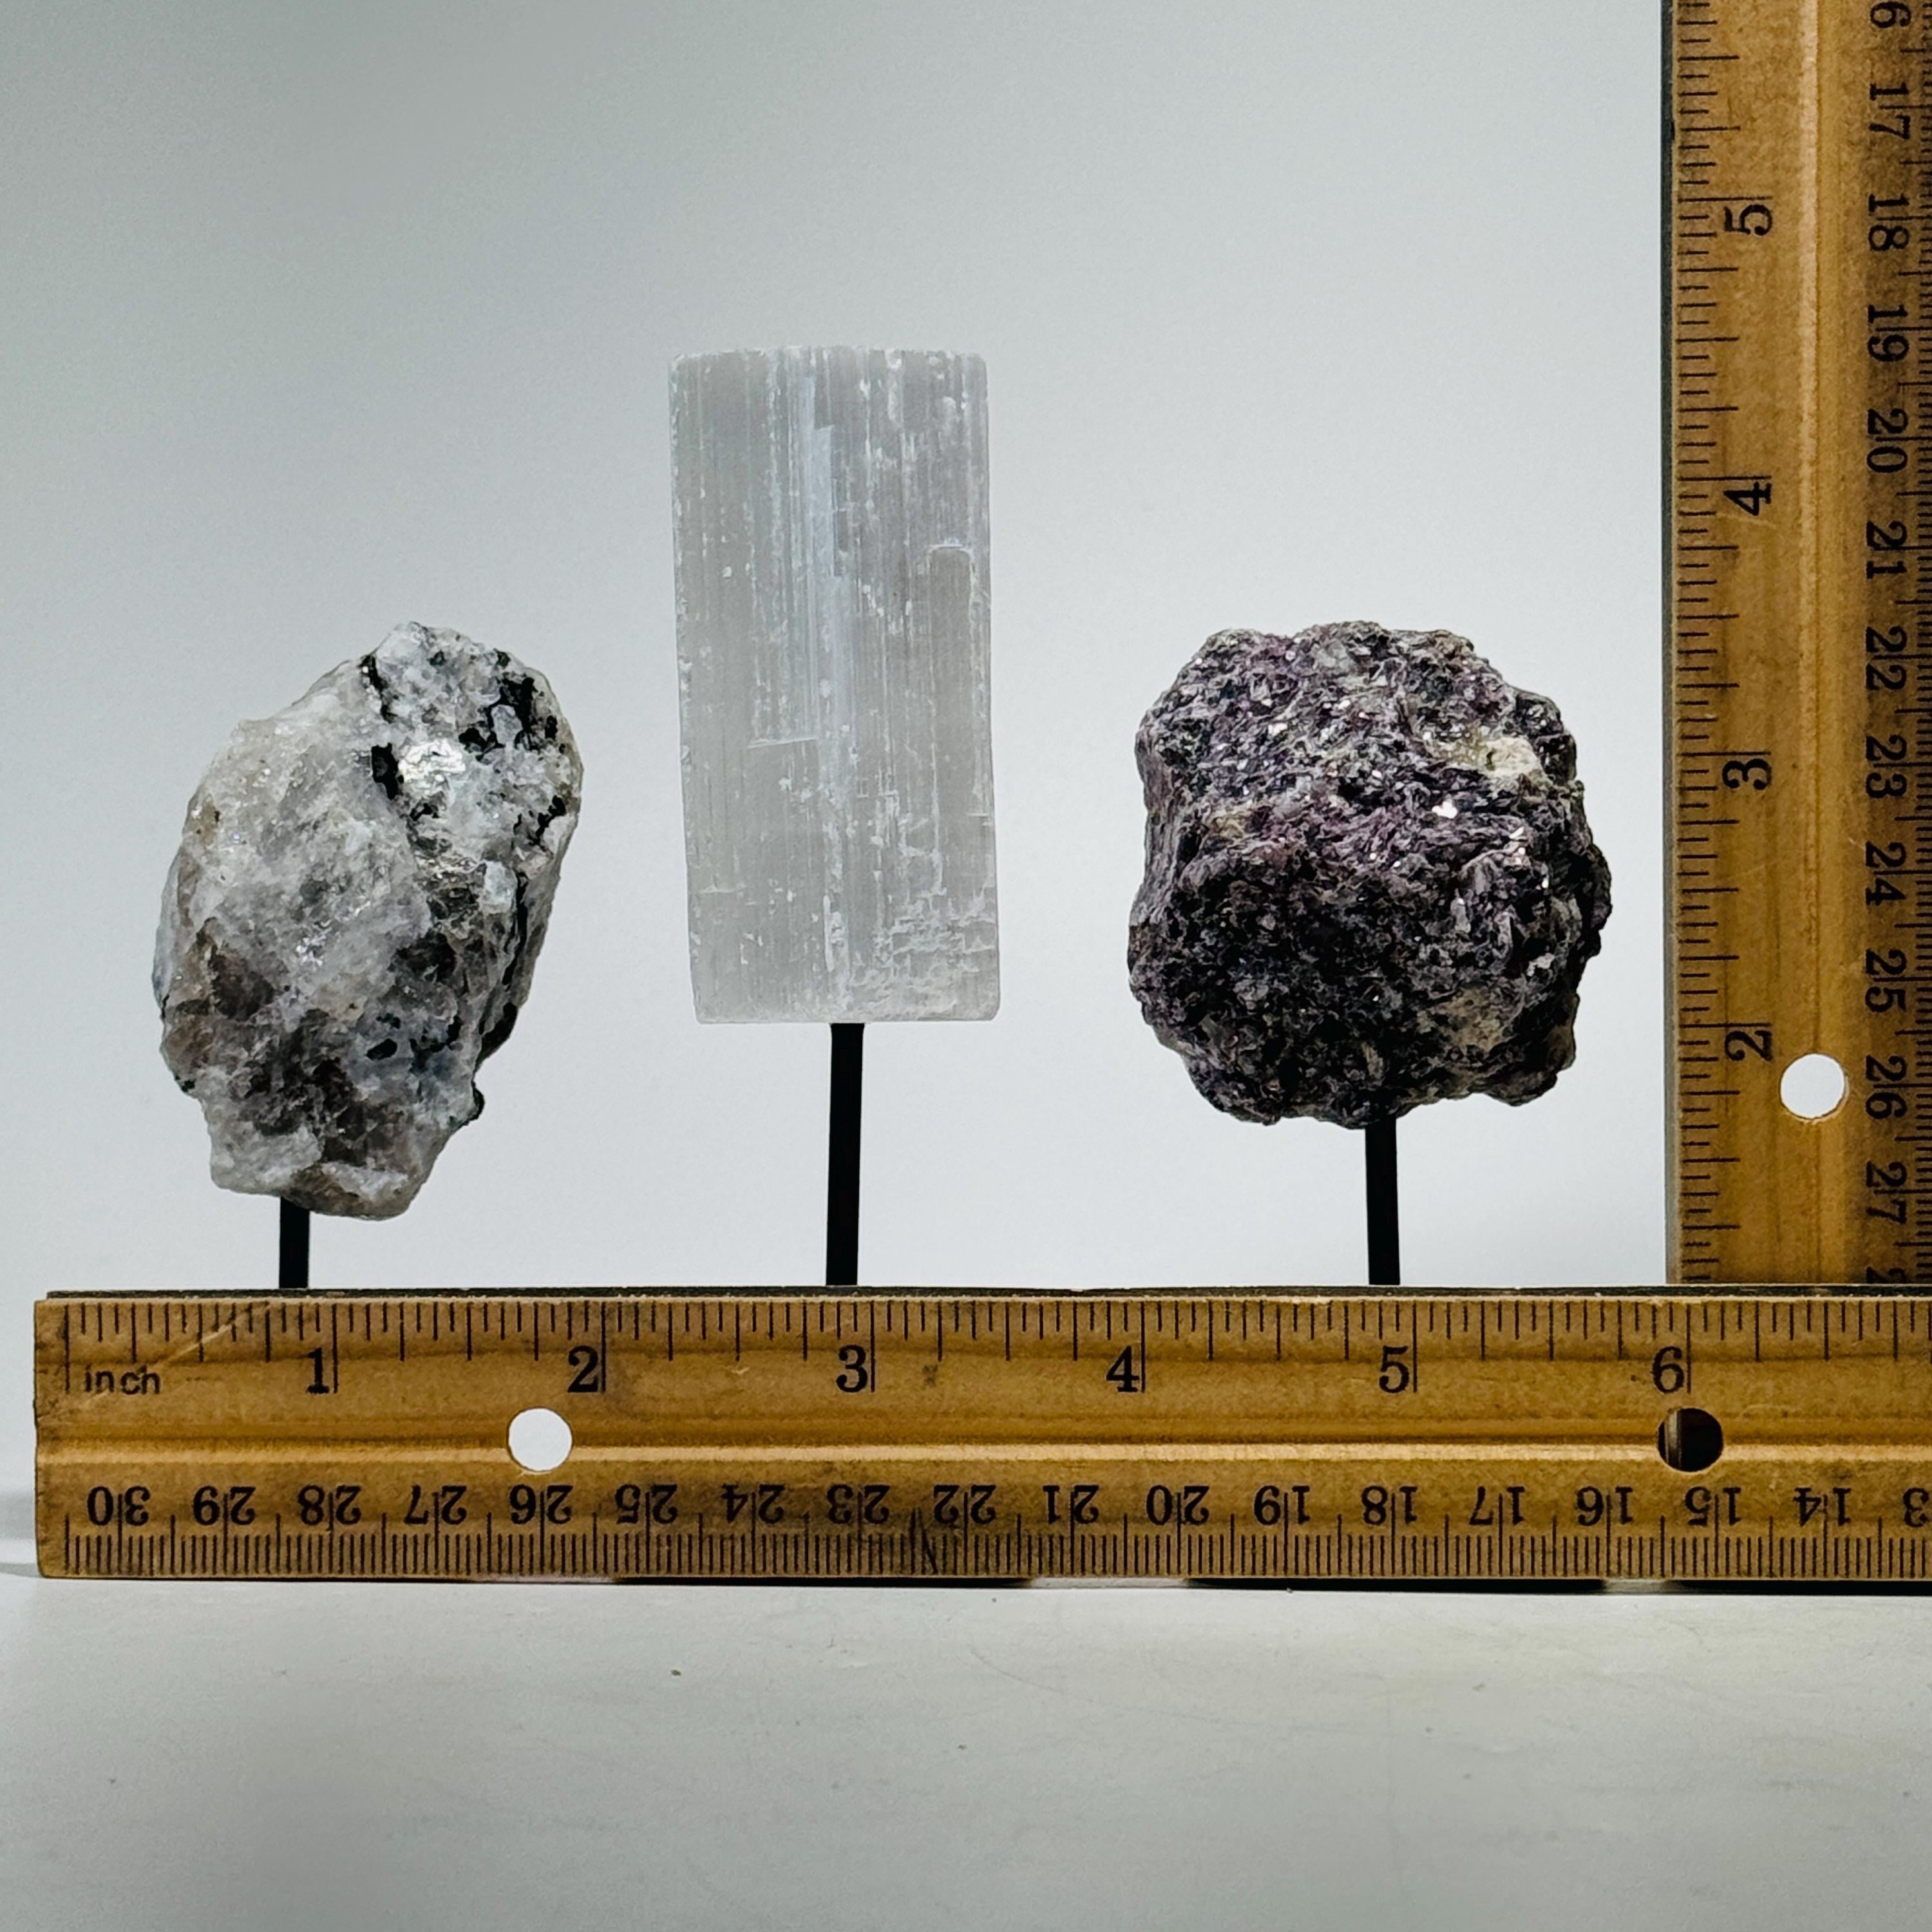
[1670,0,1932,1280]
[33,1291,1932,1582]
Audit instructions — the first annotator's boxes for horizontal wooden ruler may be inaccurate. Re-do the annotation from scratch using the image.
[1669,0,1932,1280]
[33,1291,1932,1582]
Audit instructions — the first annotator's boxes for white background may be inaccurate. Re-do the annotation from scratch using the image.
[8,7,1912,1929]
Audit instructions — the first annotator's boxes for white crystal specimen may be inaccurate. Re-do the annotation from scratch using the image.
[155,623,582,1218]
[672,346,999,1022]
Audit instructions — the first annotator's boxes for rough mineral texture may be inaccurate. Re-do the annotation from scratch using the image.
[155,623,582,1217]
[1128,621,1610,1128]
[672,346,999,1023]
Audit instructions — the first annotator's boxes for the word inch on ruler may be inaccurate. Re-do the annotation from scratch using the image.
[1671,1,1932,1280]
[34,1292,1932,1582]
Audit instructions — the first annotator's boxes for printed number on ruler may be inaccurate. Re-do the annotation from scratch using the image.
[1671,2,1932,1282]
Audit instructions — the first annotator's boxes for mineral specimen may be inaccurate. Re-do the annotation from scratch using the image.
[672,346,999,1023]
[155,623,582,1217]
[1128,621,1610,1128]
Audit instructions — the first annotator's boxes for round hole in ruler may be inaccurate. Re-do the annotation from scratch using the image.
[1779,1052,1846,1121]
[1656,1406,1724,1473]
[507,1406,573,1472]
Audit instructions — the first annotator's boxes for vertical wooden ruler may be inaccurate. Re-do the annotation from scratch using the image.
[1671,0,1932,1283]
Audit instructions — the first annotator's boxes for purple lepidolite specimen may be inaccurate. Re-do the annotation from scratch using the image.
[1128,621,1610,1128]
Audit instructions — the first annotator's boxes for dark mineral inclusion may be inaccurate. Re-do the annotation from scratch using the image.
[1128,622,1611,1128]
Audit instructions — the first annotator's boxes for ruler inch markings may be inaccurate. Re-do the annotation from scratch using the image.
[1670,0,1932,1282]
[30,1289,1932,1583]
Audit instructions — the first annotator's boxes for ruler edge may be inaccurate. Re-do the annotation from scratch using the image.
[32,1285,1928,1303]
[1663,0,1683,1280]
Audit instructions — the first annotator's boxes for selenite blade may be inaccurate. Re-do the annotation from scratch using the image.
[672,346,998,1023]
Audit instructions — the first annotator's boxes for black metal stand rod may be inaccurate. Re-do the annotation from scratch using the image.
[1364,1117,1399,1287]
[826,1023,864,1287]
[279,1199,310,1291]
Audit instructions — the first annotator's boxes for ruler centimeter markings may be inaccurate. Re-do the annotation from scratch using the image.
[32,1292,1932,1582]
[1670,0,1932,1280]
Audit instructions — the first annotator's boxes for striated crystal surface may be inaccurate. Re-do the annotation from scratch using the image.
[1128,621,1611,1128]
[155,622,582,1217]
[672,346,998,1023]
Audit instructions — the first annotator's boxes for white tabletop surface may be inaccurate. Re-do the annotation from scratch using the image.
[3,1486,1926,1932]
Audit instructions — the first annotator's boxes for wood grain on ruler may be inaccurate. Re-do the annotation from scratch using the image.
[1670,0,1932,1281]
[34,1293,1932,1581]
